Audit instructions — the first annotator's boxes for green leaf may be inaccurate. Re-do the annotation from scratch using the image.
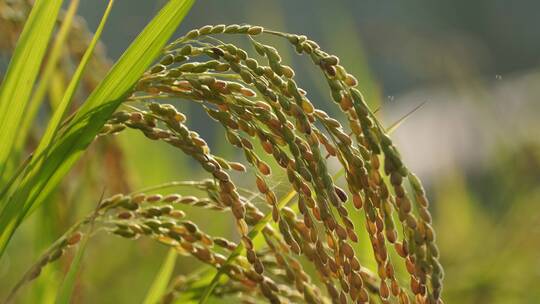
[0,0,63,182]
[0,0,196,259]
[13,0,81,169]
[34,0,115,160]
[142,249,178,304]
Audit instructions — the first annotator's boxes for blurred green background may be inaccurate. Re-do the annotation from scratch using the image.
[1,1,539,303]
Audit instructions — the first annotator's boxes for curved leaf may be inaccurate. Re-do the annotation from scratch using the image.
[0,0,196,259]
[0,0,63,182]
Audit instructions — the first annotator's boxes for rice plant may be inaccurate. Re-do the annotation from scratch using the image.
[0,1,443,303]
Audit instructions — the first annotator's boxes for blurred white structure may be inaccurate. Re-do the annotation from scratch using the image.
[386,71,540,182]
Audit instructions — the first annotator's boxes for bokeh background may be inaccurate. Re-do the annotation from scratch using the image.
[1,1,539,303]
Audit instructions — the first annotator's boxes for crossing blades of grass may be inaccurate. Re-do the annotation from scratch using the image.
[0,0,63,183]
[13,0,81,168]
[0,0,196,259]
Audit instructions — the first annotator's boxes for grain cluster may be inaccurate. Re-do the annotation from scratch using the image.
[101,24,443,303]
[6,19,444,304]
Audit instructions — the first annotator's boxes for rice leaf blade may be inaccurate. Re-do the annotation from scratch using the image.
[0,0,63,182]
[34,0,115,159]
[13,0,81,166]
[0,0,196,259]
[142,249,178,304]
